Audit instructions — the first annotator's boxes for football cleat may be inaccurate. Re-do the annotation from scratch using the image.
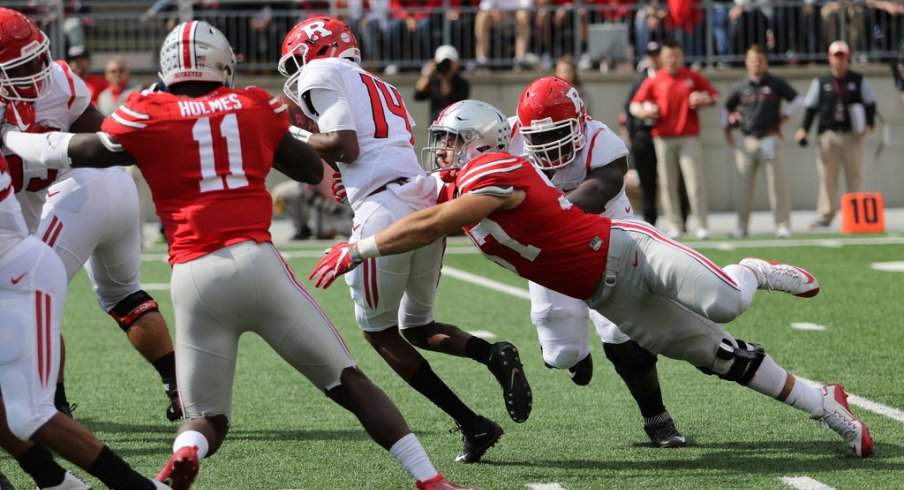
[568,353,593,386]
[151,479,173,490]
[41,471,92,490]
[643,413,687,448]
[415,473,477,490]
[739,257,820,298]
[452,416,503,464]
[164,380,183,422]
[487,342,532,423]
[156,446,200,490]
[816,384,873,457]
[0,473,13,490]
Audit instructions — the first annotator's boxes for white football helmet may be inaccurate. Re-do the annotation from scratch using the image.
[159,20,236,88]
[421,100,511,176]
[0,8,53,102]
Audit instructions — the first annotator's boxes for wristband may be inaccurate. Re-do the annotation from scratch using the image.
[1,130,74,169]
[288,125,312,143]
[353,235,381,260]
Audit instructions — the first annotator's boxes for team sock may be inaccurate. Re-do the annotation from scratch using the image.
[87,445,155,490]
[389,433,437,482]
[465,336,492,365]
[409,362,479,430]
[16,444,66,488]
[152,351,177,384]
[633,387,667,420]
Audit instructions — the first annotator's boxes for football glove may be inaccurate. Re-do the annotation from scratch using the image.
[309,242,361,288]
[331,171,349,205]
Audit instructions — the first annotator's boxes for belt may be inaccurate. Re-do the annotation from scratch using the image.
[368,177,409,198]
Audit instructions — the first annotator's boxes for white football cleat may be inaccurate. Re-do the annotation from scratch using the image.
[42,471,92,490]
[739,257,820,297]
[815,384,873,457]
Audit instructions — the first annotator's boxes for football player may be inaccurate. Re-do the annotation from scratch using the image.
[2,20,476,490]
[309,99,873,459]
[277,16,532,464]
[510,75,685,448]
[0,7,180,422]
[0,152,170,489]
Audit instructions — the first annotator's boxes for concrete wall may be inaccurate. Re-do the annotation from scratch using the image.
[152,64,904,212]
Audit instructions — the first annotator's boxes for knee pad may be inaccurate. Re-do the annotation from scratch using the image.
[603,340,658,378]
[698,338,765,386]
[108,290,159,332]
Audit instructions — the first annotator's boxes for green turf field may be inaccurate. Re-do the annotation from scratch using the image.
[2,234,902,489]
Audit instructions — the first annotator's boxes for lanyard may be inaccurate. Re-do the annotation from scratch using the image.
[832,78,845,100]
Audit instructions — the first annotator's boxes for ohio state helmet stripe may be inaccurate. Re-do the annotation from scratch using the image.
[181,21,196,70]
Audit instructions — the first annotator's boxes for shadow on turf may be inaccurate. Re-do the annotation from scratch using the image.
[480,440,904,471]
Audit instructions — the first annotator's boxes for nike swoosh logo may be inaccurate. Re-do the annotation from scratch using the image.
[632,251,638,267]
[352,224,361,231]
[796,266,816,284]
[625,206,631,214]
[47,191,60,198]
[510,367,520,392]
[11,272,26,285]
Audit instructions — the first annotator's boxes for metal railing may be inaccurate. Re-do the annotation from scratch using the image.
[10,0,904,74]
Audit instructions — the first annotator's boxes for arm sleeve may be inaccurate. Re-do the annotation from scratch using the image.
[308,87,356,133]
[694,72,720,99]
[800,78,820,130]
[861,77,877,126]
[724,87,740,112]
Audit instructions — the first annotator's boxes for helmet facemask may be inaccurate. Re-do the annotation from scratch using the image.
[0,35,53,102]
[520,117,585,170]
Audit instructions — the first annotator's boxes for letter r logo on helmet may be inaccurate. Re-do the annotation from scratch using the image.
[299,20,332,40]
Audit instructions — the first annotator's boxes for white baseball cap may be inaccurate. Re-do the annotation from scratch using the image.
[434,45,459,63]
[829,40,850,57]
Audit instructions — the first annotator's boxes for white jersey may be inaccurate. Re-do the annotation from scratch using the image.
[295,58,424,207]
[509,116,632,219]
[0,164,28,257]
[3,61,125,231]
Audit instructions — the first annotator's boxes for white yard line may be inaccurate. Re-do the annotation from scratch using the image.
[871,261,904,272]
[780,476,835,490]
[440,266,531,300]
[790,322,827,331]
[526,484,568,490]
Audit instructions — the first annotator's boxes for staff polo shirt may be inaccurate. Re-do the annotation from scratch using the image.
[724,72,798,138]
[631,66,719,138]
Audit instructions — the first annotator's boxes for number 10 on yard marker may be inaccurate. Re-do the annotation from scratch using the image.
[840,192,885,234]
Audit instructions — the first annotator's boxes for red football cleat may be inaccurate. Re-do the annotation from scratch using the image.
[156,445,200,490]
[415,473,478,490]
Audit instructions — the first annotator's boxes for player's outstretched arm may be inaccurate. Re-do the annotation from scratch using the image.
[0,129,134,169]
[565,156,628,215]
[310,192,519,288]
[273,132,325,185]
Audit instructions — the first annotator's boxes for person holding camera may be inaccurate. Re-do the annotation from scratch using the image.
[795,41,876,230]
[414,45,471,122]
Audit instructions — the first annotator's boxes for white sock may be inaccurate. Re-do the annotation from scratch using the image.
[173,430,210,459]
[785,377,825,417]
[388,433,437,482]
[723,264,757,312]
[745,354,786,397]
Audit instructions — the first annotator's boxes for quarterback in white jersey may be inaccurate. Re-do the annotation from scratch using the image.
[511,76,686,448]
[0,8,180,423]
[280,16,532,464]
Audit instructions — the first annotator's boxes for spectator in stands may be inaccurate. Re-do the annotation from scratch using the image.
[96,57,139,116]
[666,0,705,60]
[386,0,438,73]
[65,45,107,104]
[535,0,625,71]
[729,1,772,60]
[414,45,471,121]
[634,1,668,57]
[864,0,904,57]
[723,45,801,238]
[554,54,592,113]
[822,1,864,53]
[795,41,877,230]
[630,39,719,239]
[475,0,533,70]
[353,0,392,64]
[892,44,904,103]
[272,181,314,241]
[772,1,819,65]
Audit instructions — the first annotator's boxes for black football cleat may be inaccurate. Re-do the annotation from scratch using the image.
[488,342,532,423]
[644,414,687,448]
[568,353,593,386]
[452,416,503,464]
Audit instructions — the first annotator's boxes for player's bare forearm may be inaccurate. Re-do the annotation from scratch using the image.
[374,194,508,256]
[565,157,628,214]
[274,133,324,184]
[69,133,135,167]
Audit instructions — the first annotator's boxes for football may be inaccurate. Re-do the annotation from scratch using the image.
[280,93,319,133]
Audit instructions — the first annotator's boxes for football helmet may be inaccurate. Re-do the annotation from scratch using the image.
[421,100,510,179]
[517,76,587,170]
[0,8,53,102]
[278,16,360,105]
[159,20,236,88]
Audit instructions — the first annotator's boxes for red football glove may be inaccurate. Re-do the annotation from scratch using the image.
[309,242,361,288]
[331,171,349,206]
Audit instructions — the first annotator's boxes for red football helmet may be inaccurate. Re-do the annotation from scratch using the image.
[517,76,587,170]
[0,8,53,102]
[278,16,360,105]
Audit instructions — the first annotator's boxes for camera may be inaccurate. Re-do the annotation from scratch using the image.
[436,59,453,75]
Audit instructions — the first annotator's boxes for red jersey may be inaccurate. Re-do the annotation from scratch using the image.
[102,86,289,265]
[631,66,718,137]
[452,152,611,301]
